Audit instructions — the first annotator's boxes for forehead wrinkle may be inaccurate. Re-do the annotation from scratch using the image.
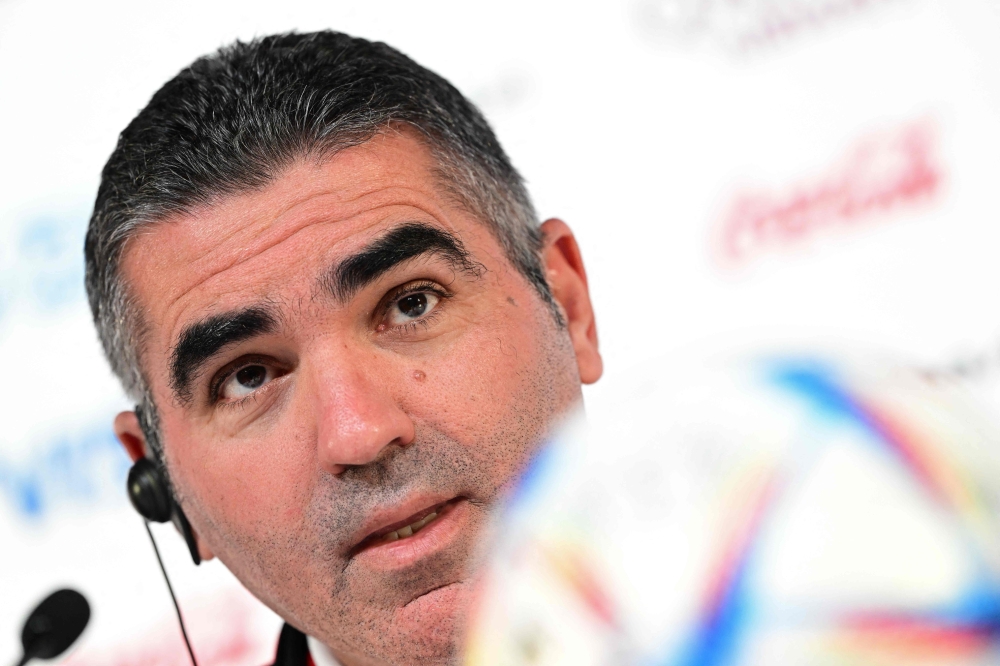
[161,218,341,317]
[163,153,401,260]
[166,134,453,274]
[151,187,457,329]
[150,217,379,360]
[157,199,374,302]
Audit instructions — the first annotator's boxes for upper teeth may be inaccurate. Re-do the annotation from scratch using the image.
[382,512,439,542]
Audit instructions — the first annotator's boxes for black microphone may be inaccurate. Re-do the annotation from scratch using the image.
[13,589,90,666]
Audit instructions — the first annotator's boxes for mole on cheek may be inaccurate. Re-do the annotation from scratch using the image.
[413,370,426,381]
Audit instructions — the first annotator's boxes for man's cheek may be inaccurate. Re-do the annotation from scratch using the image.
[409,352,516,443]
[194,435,315,537]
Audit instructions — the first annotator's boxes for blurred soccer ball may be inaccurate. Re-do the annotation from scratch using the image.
[465,357,1000,665]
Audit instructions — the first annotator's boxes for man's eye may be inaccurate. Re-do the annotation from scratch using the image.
[386,291,440,327]
[220,364,274,400]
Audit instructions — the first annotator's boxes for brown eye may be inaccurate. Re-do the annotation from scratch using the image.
[399,293,429,317]
[220,364,274,400]
[386,290,440,327]
[236,365,266,390]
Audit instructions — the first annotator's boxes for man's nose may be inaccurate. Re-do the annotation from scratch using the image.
[311,354,415,474]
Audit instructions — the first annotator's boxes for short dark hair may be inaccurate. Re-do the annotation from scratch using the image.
[84,31,552,449]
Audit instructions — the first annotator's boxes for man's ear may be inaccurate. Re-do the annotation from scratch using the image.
[114,410,148,462]
[539,218,602,384]
[113,410,216,562]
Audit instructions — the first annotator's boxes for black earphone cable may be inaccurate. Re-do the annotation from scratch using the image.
[143,520,199,666]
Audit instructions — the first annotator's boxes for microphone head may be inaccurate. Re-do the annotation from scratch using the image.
[20,588,90,661]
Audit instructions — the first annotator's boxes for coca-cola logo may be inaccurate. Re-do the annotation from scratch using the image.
[713,118,942,266]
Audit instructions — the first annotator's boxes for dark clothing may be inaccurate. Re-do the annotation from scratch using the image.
[271,623,314,666]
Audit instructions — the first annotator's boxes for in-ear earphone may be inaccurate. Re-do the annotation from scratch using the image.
[125,405,201,566]
[126,458,172,522]
[126,458,202,565]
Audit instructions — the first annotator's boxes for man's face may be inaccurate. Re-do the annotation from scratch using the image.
[117,130,601,665]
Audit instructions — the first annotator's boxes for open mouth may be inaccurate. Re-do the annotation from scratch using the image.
[352,497,464,555]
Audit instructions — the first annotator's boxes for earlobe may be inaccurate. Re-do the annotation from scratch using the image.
[539,218,603,384]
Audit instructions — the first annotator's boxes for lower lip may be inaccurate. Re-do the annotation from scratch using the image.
[354,498,470,571]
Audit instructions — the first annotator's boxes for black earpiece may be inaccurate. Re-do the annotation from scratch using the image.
[127,458,172,522]
[126,406,202,565]
[126,456,202,565]
[171,503,202,566]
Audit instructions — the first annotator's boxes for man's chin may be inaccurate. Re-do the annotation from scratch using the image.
[387,581,469,664]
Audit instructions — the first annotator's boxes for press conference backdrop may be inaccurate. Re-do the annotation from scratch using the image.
[3,0,1000,663]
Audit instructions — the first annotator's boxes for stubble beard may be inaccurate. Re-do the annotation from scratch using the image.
[192,313,581,665]
[259,419,557,665]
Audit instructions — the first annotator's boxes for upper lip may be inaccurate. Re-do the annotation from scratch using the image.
[349,493,460,555]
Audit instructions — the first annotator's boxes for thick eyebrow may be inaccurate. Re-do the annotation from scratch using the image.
[322,222,481,303]
[169,306,278,403]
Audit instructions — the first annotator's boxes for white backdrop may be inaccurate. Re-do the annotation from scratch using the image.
[3,0,1000,663]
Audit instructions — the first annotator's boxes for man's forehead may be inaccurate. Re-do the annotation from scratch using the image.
[125,130,447,267]
[120,130,470,355]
